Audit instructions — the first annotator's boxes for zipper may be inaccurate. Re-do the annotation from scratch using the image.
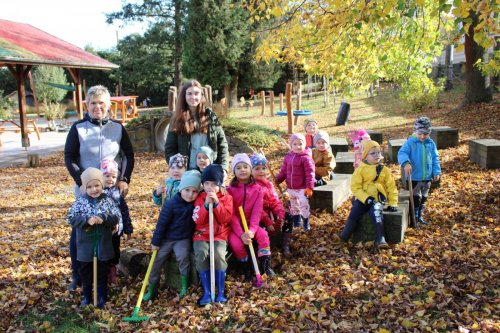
[290,154,295,188]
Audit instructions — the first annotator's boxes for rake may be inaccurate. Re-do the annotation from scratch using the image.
[238,206,262,287]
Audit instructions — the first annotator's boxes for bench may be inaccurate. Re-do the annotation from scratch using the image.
[310,174,352,213]
[388,139,406,163]
[334,152,355,174]
[350,201,409,244]
[430,126,459,149]
[468,139,500,169]
[366,130,383,144]
[330,137,349,156]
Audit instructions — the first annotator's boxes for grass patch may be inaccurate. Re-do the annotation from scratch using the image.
[222,118,278,149]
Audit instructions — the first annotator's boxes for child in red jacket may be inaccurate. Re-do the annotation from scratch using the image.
[276,133,315,230]
[249,153,291,257]
[192,164,233,306]
[227,153,275,281]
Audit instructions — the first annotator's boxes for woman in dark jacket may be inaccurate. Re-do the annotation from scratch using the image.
[165,79,229,172]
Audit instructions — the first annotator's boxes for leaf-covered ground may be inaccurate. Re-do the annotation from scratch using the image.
[1,90,499,332]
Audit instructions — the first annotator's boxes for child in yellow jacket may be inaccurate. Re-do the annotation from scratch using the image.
[339,140,398,248]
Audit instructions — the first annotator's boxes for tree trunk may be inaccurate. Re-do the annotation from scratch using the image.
[223,75,239,108]
[174,0,182,87]
[463,10,492,105]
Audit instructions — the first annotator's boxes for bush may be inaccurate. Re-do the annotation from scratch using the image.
[399,76,444,111]
[222,118,278,148]
[0,90,15,120]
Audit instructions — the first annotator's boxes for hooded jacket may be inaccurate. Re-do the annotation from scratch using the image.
[276,148,315,190]
[227,181,263,237]
[192,191,233,242]
[255,179,286,227]
[351,162,398,207]
[312,148,336,182]
[397,134,440,181]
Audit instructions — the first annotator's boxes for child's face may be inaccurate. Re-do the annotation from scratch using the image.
[180,186,200,202]
[186,86,203,109]
[168,165,185,180]
[86,179,103,198]
[316,138,329,152]
[196,153,211,171]
[305,122,317,135]
[234,163,251,182]
[252,164,268,181]
[365,147,383,165]
[203,181,220,195]
[103,171,117,188]
[416,131,430,142]
[291,139,305,153]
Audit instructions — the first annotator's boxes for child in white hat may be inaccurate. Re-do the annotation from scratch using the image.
[152,153,188,206]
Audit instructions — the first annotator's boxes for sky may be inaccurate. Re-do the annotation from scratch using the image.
[1,0,148,50]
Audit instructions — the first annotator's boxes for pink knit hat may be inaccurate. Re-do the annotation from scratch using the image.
[232,153,252,173]
[100,159,118,175]
[289,133,306,146]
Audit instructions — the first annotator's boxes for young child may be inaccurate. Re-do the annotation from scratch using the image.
[68,167,121,308]
[152,153,187,206]
[195,146,214,173]
[304,119,318,148]
[227,153,275,280]
[100,159,134,285]
[192,164,233,305]
[249,153,289,256]
[348,129,371,169]
[276,134,315,230]
[398,117,441,225]
[143,170,201,301]
[312,131,336,187]
[339,140,398,248]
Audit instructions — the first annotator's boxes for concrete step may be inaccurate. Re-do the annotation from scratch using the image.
[310,173,351,213]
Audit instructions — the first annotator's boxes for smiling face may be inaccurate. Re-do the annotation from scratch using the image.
[86,179,103,198]
[291,138,305,154]
[196,153,211,171]
[251,164,268,182]
[305,122,318,135]
[180,186,200,202]
[103,171,117,188]
[365,147,383,165]
[234,162,251,183]
[186,86,203,110]
[168,165,185,181]
[316,138,329,152]
[88,96,108,120]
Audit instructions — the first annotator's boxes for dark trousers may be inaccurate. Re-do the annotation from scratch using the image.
[109,234,121,266]
[70,228,79,279]
[341,199,384,241]
[78,260,109,287]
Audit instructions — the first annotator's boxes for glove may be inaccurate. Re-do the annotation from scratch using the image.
[365,196,375,206]
[304,188,313,198]
[386,206,398,212]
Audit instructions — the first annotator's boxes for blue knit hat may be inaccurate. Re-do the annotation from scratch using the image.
[178,170,201,191]
[249,153,267,168]
[201,164,224,186]
[196,146,214,163]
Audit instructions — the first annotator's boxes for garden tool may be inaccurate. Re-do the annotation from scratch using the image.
[91,225,102,307]
[407,172,418,229]
[238,206,262,287]
[209,203,216,303]
[123,250,158,322]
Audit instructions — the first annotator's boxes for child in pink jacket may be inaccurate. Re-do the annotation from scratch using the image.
[276,133,315,231]
[250,153,291,257]
[227,153,275,281]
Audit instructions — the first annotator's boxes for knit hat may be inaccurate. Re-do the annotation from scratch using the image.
[100,159,118,175]
[201,164,224,186]
[81,167,104,187]
[304,119,317,129]
[313,130,330,146]
[361,140,381,159]
[232,153,252,173]
[196,146,214,163]
[289,133,306,146]
[413,117,432,134]
[169,153,188,169]
[249,153,267,168]
[178,170,201,192]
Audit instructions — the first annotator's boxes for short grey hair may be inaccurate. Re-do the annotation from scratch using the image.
[85,85,111,112]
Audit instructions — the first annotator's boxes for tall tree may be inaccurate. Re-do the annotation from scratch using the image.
[106,0,185,87]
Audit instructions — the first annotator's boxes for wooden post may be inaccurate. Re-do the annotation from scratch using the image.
[296,81,302,110]
[285,82,293,134]
[268,91,274,116]
[323,75,328,108]
[168,86,177,112]
[205,85,212,107]
[279,93,283,111]
[82,79,87,98]
[28,70,40,117]
[260,91,266,116]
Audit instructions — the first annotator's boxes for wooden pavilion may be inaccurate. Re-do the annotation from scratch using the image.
[0,19,118,147]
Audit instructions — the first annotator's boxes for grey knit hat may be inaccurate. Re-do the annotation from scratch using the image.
[414,117,432,134]
[196,146,215,163]
[178,170,201,192]
[313,130,330,146]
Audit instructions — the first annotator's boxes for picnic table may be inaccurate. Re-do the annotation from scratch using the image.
[0,119,41,140]
[83,96,139,123]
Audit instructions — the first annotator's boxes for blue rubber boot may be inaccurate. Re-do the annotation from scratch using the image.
[97,284,107,309]
[302,216,310,231]
[80,283,92,307]
[215,270,228,303]
[198,270,212,306]
[292,215,302,228]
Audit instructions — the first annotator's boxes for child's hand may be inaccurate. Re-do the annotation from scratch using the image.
[94,216,103,225]
[205,190,219,205]
[365,197,375,206]
[404,163,412,176]
[113,224,119,234]
[433,175,440,182]
[304,188,313,198]
[88,216,103,225]
[151,245,160,251]
[386,206,398,212]
[155,185,166,196]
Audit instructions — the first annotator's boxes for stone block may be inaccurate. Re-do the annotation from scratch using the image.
[430,126,459,149]
[162,252,199,291]
[388,139,406,163]
[310,174,351,213]
[350,202,408,244]
[335,152,355,174]
[330,137,349,156]
[366,130,383,144]
[468,139,500,169]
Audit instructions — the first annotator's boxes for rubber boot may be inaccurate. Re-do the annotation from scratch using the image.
[292,215,302,228]
[244,260,255,282]
[374,222,389,249]
[215,270,228,303]
[179,275,188,298]
[282,232,292,258]
[97,284,107,309]
[198,270,212,306]
[69,273,81,291]
[142,282,158,301]
[339,218,358,241]
[302,216,310,231]
[259,255,275,277]
[80,283,92,307]
[417,197,428,225]
[108,265,116,285]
